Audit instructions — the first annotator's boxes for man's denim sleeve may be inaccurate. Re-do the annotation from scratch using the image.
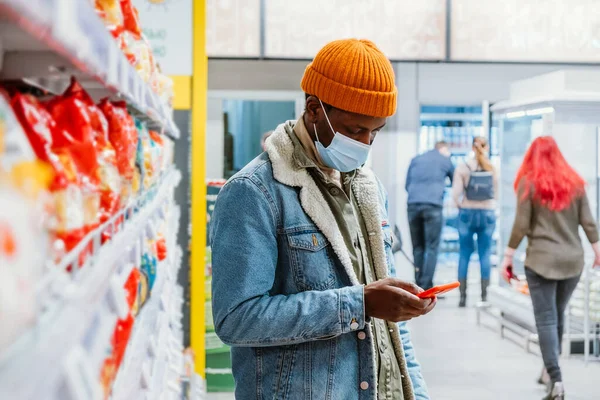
[399,321,430,400]
[210,177,366,347]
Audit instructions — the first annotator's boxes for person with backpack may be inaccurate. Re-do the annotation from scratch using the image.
[451,136,497,307]
[405,141,455,290]
[500,136,600,400]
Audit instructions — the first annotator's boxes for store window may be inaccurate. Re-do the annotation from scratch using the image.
[206,0,261,57]
[264,0,446,60]
[222,100,296,178]
[494,113,544,281]
[451,0,600,63]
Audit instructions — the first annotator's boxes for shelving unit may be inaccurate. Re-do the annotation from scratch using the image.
[489,70,600,360]
[0,1,203,399]
[419,105,499,266]
[0,0,178,138]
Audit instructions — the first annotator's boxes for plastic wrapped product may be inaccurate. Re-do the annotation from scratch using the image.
[137,264,149,309]
[0,94,51,352]
[155,236,167,262]
[156,72,174,106]
[98,99,139,207]
[140,246,157,292]
[124,266,140,315]
[120,0,142,39]
[99,313,134,399]
[135,121,156,190]
[10,93,87,259]
[95,0,124,39]
[147,130,164,176]
[46,79,122,227]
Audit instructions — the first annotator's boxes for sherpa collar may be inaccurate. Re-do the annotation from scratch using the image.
[264,121,389,285]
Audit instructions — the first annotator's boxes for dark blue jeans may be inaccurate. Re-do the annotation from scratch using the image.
[407,203,443,290]
[457,208,496,281]
[525,267,580,383]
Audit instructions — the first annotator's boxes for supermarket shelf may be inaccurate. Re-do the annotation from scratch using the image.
[111,208,184,400]
[0,169,181,400]
[488,285,536,331]
[420,113,483,122]
[0,0,179,138]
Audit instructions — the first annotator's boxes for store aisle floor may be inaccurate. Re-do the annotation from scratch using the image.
[206,262,599,399]
[409,297,599,400]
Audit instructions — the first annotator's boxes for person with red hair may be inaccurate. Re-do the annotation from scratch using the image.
[500,136,600,400]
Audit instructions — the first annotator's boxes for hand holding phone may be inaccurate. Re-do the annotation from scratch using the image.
[504,265,520,282]
[500,255,519,282]
[417,282,460,299]
[364,278,437,322]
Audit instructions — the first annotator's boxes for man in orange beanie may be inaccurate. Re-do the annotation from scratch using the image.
[211,39,433,400]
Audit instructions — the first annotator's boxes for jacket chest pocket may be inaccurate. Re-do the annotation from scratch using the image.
[287,231,336,291]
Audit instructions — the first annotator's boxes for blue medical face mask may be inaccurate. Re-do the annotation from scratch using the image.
[314,99,371,172]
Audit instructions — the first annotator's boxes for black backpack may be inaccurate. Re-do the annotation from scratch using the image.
[465,163,494,201]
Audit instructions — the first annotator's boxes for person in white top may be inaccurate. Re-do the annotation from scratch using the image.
[451,137,498,307]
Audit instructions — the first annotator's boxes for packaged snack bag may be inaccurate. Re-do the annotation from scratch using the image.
[123,266,140,315]
[130,36,154,83]
[98,99,138,207]
[155,236,167,262]
[99,312,134,399]
[98,265,140,397]
[140,246,157,292]
[10,93,87,259]
[95,0,124,38]
[156,72,174,106]
[99,355,116,400]
[135,121,155,189]
[120,0,142,39]
[46,79,122,227]
[112,313,134,369]
[0,94,52,352]
[147,130,164,176]
[137,265,149,309]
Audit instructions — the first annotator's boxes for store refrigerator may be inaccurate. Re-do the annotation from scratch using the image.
[490,69,600,358]
[419,104,499,268]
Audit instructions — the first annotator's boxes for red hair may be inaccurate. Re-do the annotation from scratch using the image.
[514,136,585,211]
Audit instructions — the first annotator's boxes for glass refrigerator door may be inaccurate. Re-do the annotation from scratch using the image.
[419,105,489,266]
[497,114,545,282]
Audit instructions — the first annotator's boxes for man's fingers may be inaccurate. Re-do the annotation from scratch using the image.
[423,298,437,314]
[387,279,423,294]
[389,287,432,310]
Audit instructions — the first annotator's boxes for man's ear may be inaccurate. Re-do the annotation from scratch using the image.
[305,96,321,124]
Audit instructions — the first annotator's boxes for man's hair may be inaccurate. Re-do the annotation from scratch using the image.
[435,141,448,150]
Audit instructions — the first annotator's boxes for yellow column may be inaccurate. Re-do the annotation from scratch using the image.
[190,0,207,376]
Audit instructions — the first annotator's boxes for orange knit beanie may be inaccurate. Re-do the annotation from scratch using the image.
[301,39,397,118]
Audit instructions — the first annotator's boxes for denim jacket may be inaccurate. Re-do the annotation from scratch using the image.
[211,121,429,400]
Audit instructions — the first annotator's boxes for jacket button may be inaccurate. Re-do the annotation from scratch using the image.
[357,331,366,340]
[360,381,369,390]
[330,187,340,196]
[350,321,359,330]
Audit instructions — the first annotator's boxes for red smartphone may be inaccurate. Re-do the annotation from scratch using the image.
[505,265,520,281]
[417,282,461,299]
